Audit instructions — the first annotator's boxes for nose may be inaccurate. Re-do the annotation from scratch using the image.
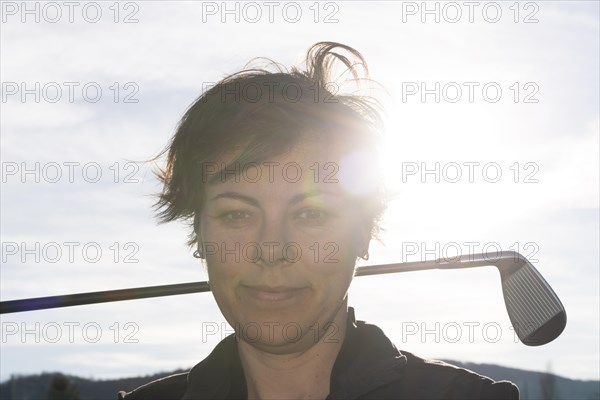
[256,214,289,267]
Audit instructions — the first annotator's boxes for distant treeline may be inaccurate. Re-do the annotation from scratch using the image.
[1,363,598,400]
[443,360,599,400]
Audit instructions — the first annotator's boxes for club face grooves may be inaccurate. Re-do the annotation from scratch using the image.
[498,258,567,346]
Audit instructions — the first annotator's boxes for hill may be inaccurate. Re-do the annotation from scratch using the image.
[1,363,598,399]
[443,360,599,400]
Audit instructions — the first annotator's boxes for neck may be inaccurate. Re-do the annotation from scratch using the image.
[238,304,348,400]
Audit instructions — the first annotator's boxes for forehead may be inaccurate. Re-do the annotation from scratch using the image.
[203,139,348,188]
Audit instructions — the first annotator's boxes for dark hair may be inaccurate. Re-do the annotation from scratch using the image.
[154,41,386,247]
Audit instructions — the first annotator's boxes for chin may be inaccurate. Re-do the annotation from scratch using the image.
[236,325,322,354]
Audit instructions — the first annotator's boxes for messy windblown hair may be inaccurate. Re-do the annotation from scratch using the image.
[154,41,387,247]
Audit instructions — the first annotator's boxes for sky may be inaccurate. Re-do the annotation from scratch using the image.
[1,0,599,384]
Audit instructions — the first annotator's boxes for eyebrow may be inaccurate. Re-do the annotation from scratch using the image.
[289,192,324,205]
[209,191,332,206]
[209,192,259,207]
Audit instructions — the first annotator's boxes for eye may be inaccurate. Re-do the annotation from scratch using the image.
[221,210,250,220]
[297,209,324,219]
[295,209,329,224]
[218,210,254,227]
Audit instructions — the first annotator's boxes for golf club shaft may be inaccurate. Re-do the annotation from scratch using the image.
[0,252,518,314]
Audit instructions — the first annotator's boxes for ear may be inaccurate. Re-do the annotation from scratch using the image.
[193,213,207,260]
[355,222,372,260]
[194,240,206,259]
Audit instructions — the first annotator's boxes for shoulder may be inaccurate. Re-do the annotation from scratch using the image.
[396,350,520,400]
[117,372,188,400]
[117,334,239,400]
[347,318,519,399]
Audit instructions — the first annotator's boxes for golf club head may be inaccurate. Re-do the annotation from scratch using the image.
[357,251,567,346]
[493,251,567,346]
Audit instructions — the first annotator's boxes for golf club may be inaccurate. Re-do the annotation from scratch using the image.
[0,250,566,346]
[355,250,567,346]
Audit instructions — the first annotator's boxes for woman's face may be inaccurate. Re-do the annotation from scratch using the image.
[200,139,371,353]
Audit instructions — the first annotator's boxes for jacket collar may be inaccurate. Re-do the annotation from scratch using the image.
[183,333,246,399]
[328,307,407,399]
[183,308,407,399]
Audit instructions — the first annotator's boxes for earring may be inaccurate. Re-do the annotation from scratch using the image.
[193,242,204,259]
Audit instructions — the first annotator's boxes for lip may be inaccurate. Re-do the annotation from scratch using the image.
[241,285,309,303]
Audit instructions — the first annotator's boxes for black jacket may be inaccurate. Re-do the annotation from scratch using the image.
[118,309,519,399]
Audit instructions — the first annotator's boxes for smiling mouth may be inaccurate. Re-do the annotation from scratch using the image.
[241,285,309,303]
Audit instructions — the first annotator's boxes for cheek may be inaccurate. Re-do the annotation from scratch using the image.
[303,234,357,289]
[205,257,244,322]
[205,252,242,285]
[300,225,361,264]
